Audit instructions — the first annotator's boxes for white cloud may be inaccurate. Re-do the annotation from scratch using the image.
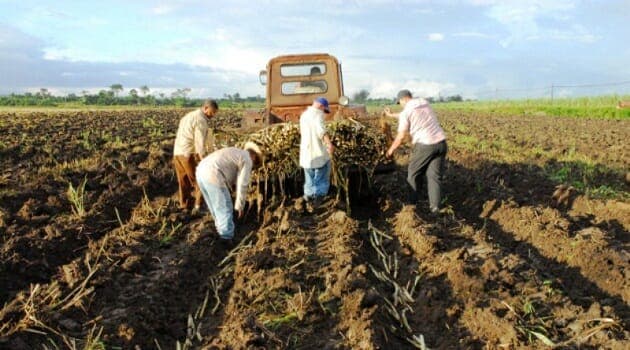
[427,33,444,42]
[452,32,493,39]
[470,0,598,46]
[152,4,175,15]
[359,79,455,99]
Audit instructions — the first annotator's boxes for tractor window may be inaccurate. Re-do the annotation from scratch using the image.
[280,63,326,77]
[282,81,328,95]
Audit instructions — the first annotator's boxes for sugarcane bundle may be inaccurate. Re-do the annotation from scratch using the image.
[326,119,390,210]
[241,122,301,185]
[327,119,389,171]
[240,120,390,213]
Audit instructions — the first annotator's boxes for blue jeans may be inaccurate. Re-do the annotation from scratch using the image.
[303,160,331,199]
[197,179,234,239]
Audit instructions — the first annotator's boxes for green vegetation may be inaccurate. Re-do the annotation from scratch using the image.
[433,95,630,119]
[0,86,264,108]
[67,177,88,218]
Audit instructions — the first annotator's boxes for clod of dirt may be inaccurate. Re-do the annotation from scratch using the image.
[0,207,6,228]
[360,289,380,308]
[58,318,81,331]
[17,198,38,220]
[278,211,291,233]
[330,210,348,224]
[552,184,575,206]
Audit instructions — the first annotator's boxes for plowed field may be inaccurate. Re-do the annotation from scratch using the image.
[1,108,628,349]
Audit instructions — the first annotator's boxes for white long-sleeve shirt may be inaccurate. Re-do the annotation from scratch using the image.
[173,109,212,157]
[196,147,253,211]
[299,106,330,169]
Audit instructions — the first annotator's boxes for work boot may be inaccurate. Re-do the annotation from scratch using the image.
[305,200,315,214]
[217,237,235,250]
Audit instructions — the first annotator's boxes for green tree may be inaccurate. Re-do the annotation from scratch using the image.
[110,84,123,97]
[140,85,150,96]
[353,89,370,103]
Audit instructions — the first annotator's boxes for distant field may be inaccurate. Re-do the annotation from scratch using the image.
[3,95,629,119]
[431,95,630,119]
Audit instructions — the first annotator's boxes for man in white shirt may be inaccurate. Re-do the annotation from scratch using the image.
[299,97,335,209]
[384,90,448,213]
[173,99,218,214]
[196,142,263,242]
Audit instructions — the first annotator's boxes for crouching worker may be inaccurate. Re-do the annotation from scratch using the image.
[195,142,263,242]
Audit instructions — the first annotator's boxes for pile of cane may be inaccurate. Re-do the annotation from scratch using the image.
[241,119,390,211]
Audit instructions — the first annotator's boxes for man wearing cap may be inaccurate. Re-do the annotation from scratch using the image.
[384,90,447,213]
[173,99,218,215]
[195,142,263,242]
[299,97,335,209]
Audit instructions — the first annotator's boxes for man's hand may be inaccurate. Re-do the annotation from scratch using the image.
[326,142,335,154]
[236,209,244,219]
[386,148,394,158]
[384,107,392,115]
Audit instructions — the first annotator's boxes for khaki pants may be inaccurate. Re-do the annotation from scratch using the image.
[173,155,202,210]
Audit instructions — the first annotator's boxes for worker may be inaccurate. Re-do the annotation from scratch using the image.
[299,97,335,210]
[195,142,263,242]
[384,90,447,214]
[295,66,326,93]
[173,99,218,215]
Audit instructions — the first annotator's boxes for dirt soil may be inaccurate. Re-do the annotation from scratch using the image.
[0,109,628,349]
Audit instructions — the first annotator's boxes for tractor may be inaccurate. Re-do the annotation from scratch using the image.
[242,53,368,128]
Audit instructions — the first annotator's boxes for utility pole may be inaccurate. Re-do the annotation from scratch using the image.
[550,84,554,104]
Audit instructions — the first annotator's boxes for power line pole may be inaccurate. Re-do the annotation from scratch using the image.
[550,84,554,104]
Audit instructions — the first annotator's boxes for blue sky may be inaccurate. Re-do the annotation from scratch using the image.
[1,0,629,99]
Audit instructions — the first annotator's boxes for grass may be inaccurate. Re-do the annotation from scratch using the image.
[67,177,88,217]
[433,95,630,119]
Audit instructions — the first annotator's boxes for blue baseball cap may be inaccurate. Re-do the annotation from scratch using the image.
[315,97,330,113]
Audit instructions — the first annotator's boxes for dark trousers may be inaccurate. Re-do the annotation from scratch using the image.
[407,140,447,210]
[173,155,203,210]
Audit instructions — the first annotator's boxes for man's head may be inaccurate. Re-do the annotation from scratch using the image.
[244,141,264,168]
[310,66,321,75]
[395,89,412,107]
[202,99,219,118]
[313,97,330,113]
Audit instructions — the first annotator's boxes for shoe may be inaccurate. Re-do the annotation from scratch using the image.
[312,196,323,208]
[217,237,235,249]
[305,200,315,214]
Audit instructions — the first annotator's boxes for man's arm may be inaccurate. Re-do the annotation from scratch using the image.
[234,158,253,216]
[193,119,208,159]
[386,131,407,157]
[316,114,335,154]
[383,107,400,118]
[323,134,335,154]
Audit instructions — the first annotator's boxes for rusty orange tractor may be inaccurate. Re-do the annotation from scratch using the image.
[242,53,368,128]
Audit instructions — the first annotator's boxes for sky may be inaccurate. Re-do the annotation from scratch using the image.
[1,0,629,99]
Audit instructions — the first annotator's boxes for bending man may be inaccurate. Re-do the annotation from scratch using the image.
[385,90,447,213]
[196,142,263,241]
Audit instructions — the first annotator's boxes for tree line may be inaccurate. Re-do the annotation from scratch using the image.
[0,85,264,107]
[0,85,465,107]
[352,89,465,105]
